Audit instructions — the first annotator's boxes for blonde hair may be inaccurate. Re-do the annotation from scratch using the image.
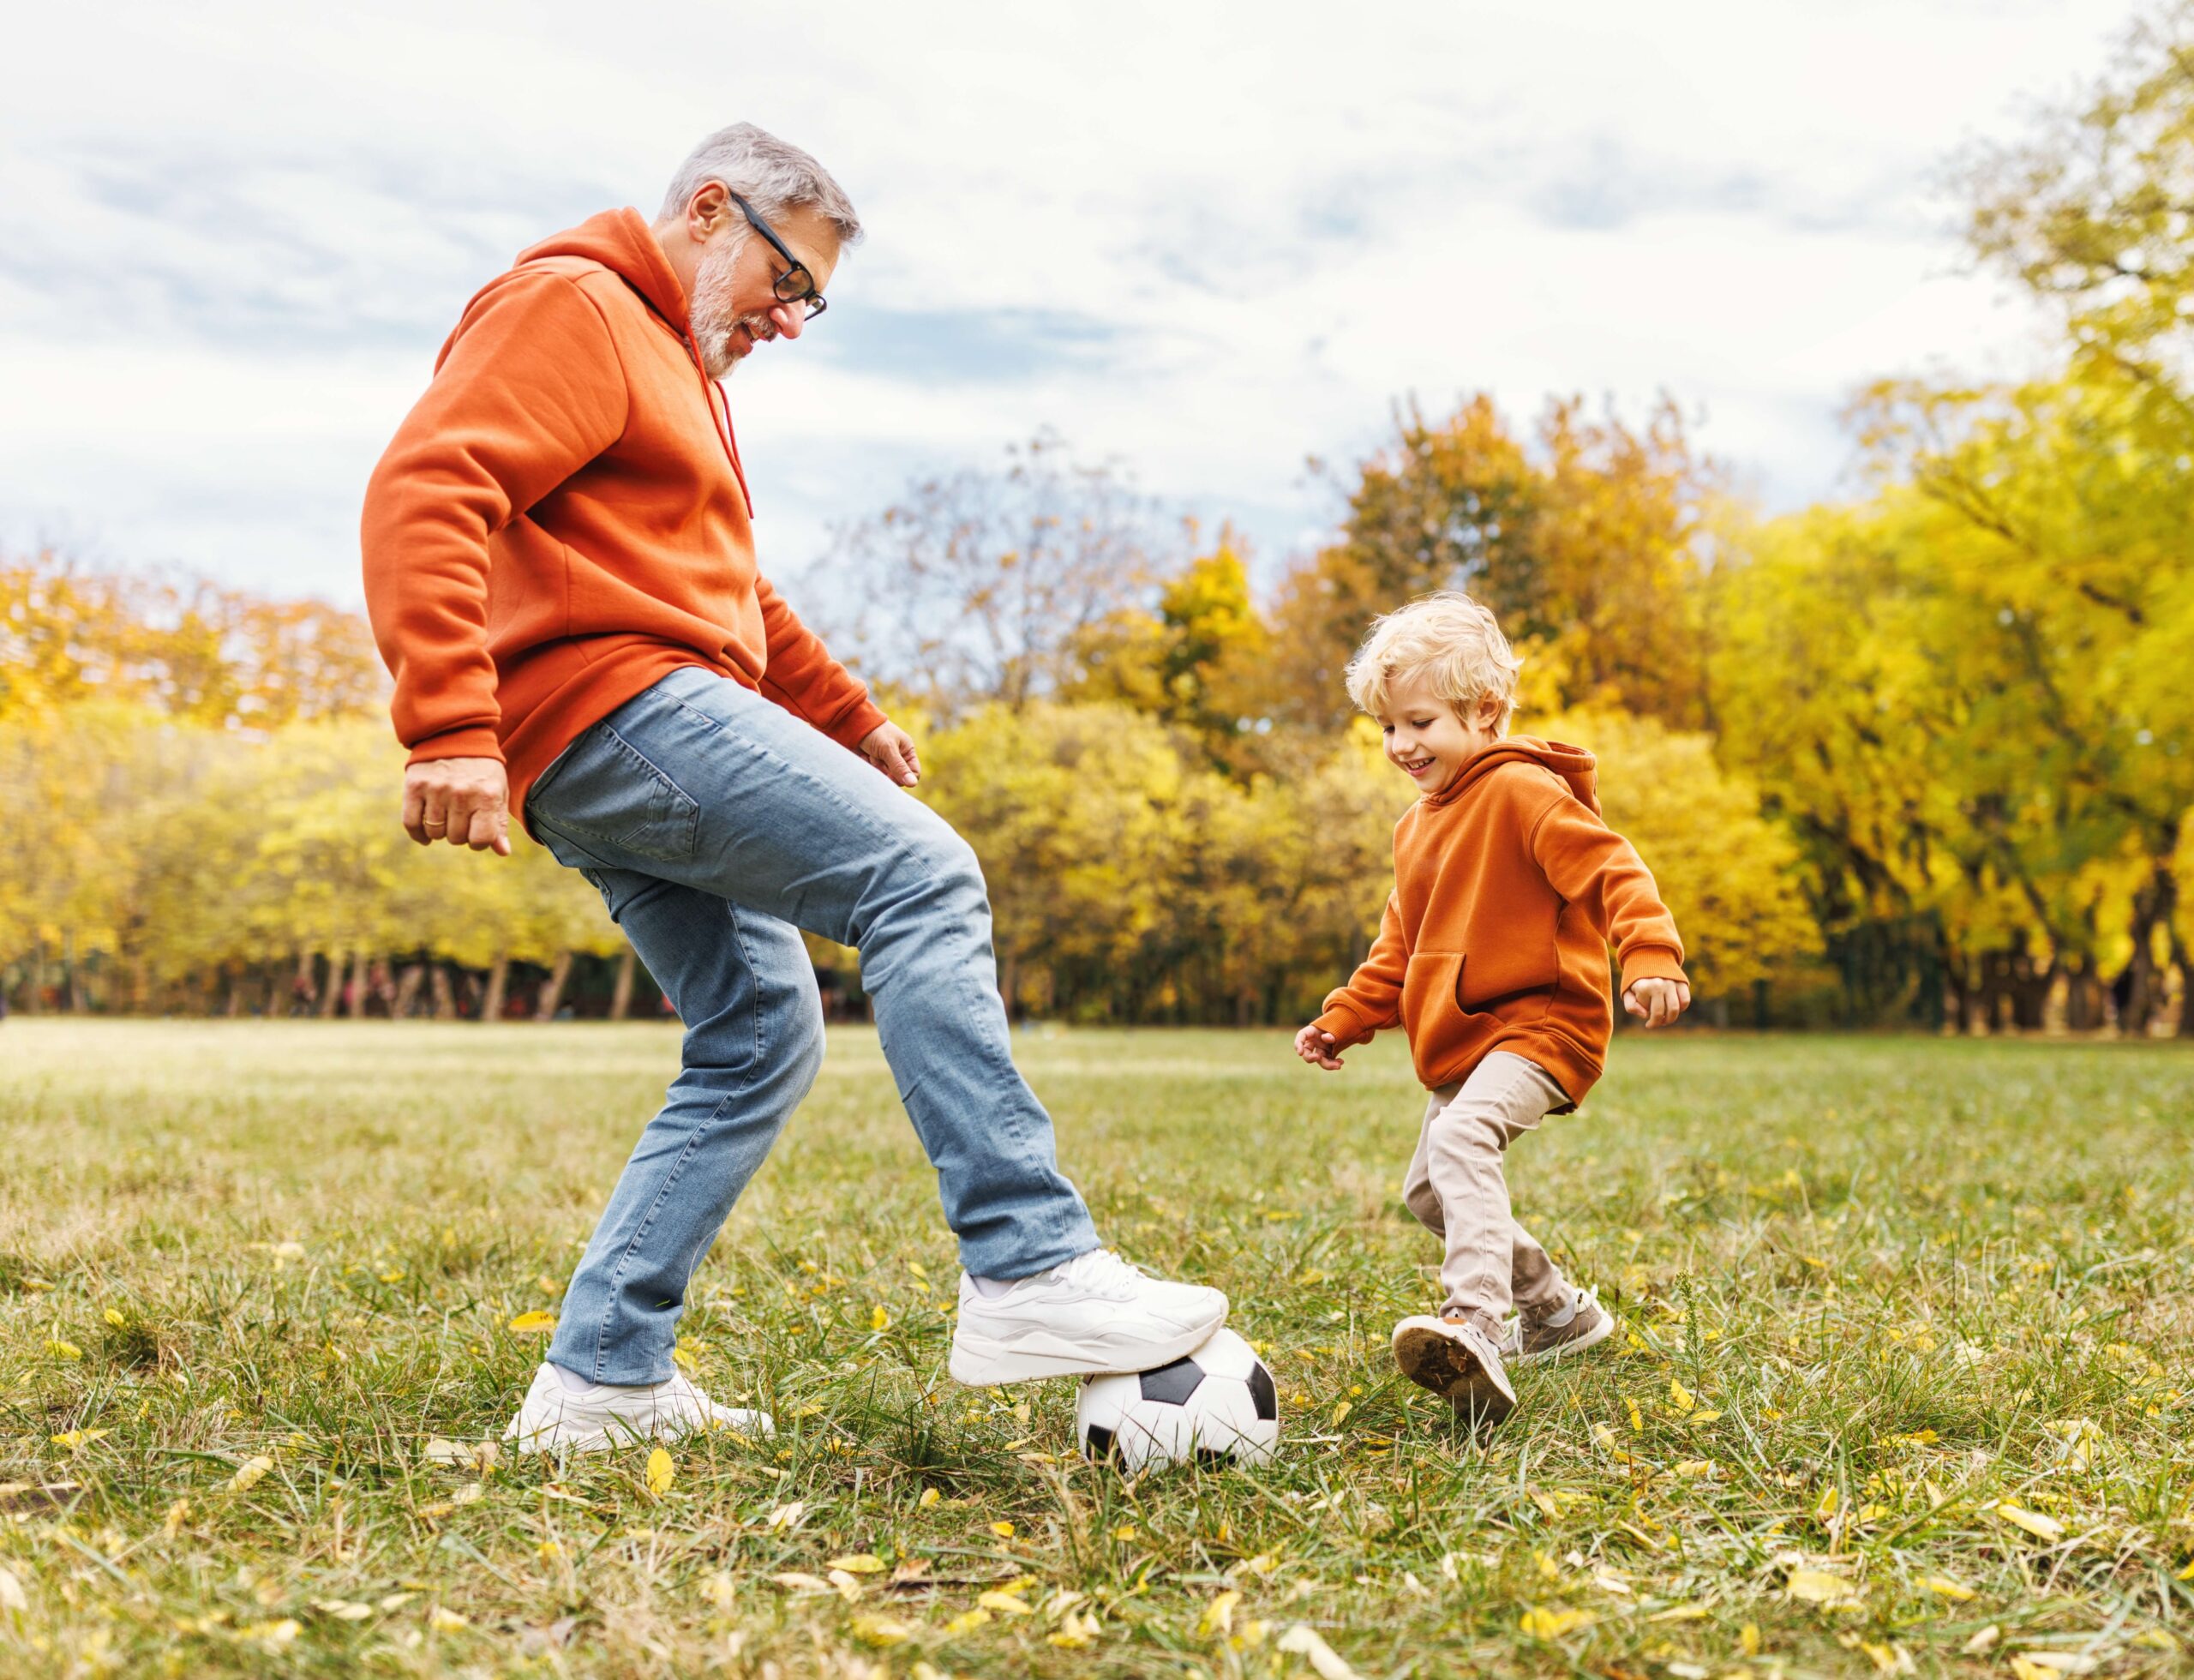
[1343,591,1523,731]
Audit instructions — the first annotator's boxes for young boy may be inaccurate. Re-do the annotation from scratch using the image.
[1295,593,1690,1423]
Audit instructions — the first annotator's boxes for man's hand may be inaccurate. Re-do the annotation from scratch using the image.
[402,757,512,855]
[1622,976,1691,1028]
[860,722,921,787]
[1294,1023,1345,1069]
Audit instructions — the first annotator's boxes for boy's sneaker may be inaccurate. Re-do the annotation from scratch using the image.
[1391,1313,1517,1423]
[1502,1283,1616,1367]
[502,1363,774,1454]
[948,1248,1227,1384]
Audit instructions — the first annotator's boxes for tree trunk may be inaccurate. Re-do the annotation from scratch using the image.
[430,964,457,1020]
[2065,952,2106,1032]
[482,953,511,1023]
[2172,924,2194,1039]
[537,951,574,1023]
[344,950,370,1019]
[225,964,245,1017]
[608,945,637,1022]
[393,963,424,1020]
[24,937,44,1015]
[318,952,345,1018]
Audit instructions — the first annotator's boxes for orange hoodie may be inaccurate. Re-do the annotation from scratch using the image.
[1310,737,1685,1105]
[361,207,885,825]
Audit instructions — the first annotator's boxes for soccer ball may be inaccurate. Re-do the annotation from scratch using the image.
[1075,1328,1280,1471]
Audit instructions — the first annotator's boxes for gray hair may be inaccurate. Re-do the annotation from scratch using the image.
[658,123,863,246]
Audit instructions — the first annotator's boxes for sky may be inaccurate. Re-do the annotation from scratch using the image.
[0,0,2131,612]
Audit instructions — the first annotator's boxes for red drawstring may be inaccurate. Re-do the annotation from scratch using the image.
[679,331,754,519]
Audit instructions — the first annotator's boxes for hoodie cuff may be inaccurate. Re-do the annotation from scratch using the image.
[406,726,506,765]
[1311,1001,1376,1051]
[825,699,890,755]
[1619,947,1687,991]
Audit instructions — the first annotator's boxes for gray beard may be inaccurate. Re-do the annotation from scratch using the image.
[687,230,760,379]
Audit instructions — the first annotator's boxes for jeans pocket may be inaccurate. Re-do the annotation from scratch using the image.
[529,723,700,864]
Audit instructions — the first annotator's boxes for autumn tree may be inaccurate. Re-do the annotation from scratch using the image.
[817,435,1173,720]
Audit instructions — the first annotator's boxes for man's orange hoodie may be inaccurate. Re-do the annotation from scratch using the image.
[1310,737,1685,1105]
[361,208,884,825]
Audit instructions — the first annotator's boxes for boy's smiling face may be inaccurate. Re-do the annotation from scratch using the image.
[1376,669,1505,795]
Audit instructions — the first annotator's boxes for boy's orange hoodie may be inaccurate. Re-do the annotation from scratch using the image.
[361,208,884,825]
[1310,737,1685,1105]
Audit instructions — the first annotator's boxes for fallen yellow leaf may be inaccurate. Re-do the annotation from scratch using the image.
[1921,1575,1975,1601]
[978,1589,1033,1616]
[1519,1605,1596,1638]
[1668,1378,1694,1414]
[1199,1589,1241,1637]
[312,1600,373,1621]
[644,1449,674,1497]
[944,1608,992,1635]
[229,1455,273,1493]
[870,1305,890,1332]
[1786,1568,1859,1605]
[1993,1504,2065,1543]
[507,1311,557,1334]
[989,1520,1015,1539]
[853,1613,912,1646]
[770,1572,831,1592]
[828,1554,888,1575]
[918,1487,940,1509]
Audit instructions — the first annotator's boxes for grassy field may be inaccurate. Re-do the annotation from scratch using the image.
[0,1022,2188,1678]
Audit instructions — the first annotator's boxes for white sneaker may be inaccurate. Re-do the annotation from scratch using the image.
[501,1362,775,1454]
[948,1248,1227,1385]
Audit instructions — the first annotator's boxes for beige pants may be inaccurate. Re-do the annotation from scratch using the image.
[1402,1050,1572,1332]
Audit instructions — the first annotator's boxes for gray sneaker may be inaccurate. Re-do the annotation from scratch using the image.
[1391,1314,1516,1423]
[1501,1284,1615,1367]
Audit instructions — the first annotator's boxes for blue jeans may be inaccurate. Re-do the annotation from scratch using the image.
[524,667,1099,1384]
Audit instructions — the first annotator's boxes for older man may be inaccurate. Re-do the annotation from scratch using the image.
[363,124,1225,1450]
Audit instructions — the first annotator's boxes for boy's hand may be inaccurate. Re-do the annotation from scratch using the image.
[1294,1024,1345,1069]
[1622,977,1692,1028]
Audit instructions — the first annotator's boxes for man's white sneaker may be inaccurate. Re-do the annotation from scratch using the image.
[501,1363,775,1454]
[948,1248,1227,1385]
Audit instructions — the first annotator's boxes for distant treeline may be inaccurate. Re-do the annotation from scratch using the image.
[4,15,2191,1031]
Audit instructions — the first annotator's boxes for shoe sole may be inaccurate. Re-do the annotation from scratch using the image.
[1511,1306,1616,1368]
[1392,1323,1516,1424]
[502,1411,774,1455]
[947,1303,1227,1386]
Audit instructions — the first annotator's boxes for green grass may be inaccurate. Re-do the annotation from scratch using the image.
[0,1023,2189,1678]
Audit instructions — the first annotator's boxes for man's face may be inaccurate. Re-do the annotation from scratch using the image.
[687,200,842,379]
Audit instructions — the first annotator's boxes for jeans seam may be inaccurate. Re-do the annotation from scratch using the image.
[584,898,772,1382]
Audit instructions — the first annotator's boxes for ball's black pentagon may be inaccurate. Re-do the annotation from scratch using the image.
[1247,1362,1278,1422]
[1138,1355,1205,1406]
[1083,1423,1118,1461]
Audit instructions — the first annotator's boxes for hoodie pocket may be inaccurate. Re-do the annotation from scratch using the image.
[1400,951,1466,1044]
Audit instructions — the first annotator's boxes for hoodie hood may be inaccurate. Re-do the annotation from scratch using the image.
[1427,734,1600,816]
[517,207,691,335]
[511,207,752,512]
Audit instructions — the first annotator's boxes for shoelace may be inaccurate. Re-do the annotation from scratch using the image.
[1055,1248,1148,1299]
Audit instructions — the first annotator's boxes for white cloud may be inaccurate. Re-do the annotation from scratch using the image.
[0,0,2125,606]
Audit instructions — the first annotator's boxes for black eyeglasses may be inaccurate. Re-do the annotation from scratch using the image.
[726,190,828,321]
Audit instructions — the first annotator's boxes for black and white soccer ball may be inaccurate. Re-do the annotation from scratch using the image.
[1075,1328,1280,1471]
